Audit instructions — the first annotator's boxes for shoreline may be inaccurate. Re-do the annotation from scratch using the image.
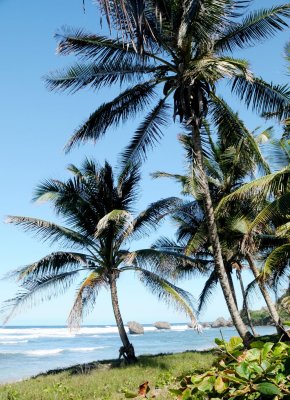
[0,347,216,386]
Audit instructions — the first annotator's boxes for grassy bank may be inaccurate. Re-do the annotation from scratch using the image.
[0,351,216,400]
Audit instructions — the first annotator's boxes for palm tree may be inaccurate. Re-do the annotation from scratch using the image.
[217,142,290,335]
[45,1,290,342]
[152,120,271,336]
[2,159,200,362]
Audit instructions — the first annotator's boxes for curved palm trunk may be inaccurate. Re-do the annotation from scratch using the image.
[109,274,137,363]
[192,125,253,343]
[236,266,257,337]
[246,253,288,337]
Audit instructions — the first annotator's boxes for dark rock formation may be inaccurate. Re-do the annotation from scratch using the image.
[153,321,171,330]
[127,321,144,334]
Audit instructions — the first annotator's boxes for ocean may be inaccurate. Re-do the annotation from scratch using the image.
[0,324,276,384]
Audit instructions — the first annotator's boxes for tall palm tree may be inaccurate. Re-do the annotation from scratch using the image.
[45,1,290,342]
[2,160,200,362]
[217,141,290,335]
[152,120,271,336]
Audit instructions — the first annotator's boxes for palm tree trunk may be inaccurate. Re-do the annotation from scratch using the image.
[246,253,287,337]
[109,274,137,363]
[226,267,238,308]
[192,125,253,343]
[236,266,257,337]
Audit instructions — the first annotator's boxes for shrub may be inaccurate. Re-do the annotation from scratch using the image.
[170,337,290,399]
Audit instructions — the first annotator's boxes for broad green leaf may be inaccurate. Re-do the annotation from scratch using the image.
[235,362,250,379]
[250,363,263,375]
[215,338,224,346]
[273,342,288,356]
[254,382,281,396]
[228,336,243,351]
[245,348,261,361]
[197,376,215,392]
[262,342,274,358]
[214,376,227,394]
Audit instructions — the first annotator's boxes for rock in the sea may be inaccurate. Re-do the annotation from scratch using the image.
[153,321,171,330]
[127,321,144,334]
[211,317,233,328]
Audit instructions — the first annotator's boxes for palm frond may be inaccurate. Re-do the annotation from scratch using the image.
[117,162,141,210]
[185,226,208,256]
[231,76,290,119]
[263,244,290,282]
[96,209,133,237]
[46,62,157,94]
[65,82,157,152]
[68,271,107,328]
[216,166,290,211]
[197,270,218,315]
[121,98,170,166]
[7,252,88,282]
[250,193,290,231]
[131,197,184,238]
[55,28,142,63]
[1,271,80,324]
[127,248,209,279]
[152,237,186,253]
[135,267,198,325]
[5,216,92,249]
[210,94,270,175]
[216,5,290,52]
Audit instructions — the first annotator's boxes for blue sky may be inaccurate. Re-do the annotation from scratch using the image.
[0,1,289,326]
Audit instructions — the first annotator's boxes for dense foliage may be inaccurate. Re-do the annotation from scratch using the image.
[170,337,290,399]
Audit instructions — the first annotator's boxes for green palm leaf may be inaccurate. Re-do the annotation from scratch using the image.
[5,216,92,248]
[210,94,270,175]
[7,251,88,282]
[55,29,142,63]
[217,167,290,211]
[45,62,158,94]
[250,193,290,231]
[128,248,209,279]
[263,244,290,281]
[65,82,157,152]
[198,270,218,314]
[134,267,198,324]
[231,76,290,118]
[2,270,81,324]
[68,271,107,328]
[216,5,290,52]
[121,98,170,166]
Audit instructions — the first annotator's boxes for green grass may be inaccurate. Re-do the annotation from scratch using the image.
[0,351,216,400]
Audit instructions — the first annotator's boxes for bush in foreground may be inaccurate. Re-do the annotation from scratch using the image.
[170,337,290,399]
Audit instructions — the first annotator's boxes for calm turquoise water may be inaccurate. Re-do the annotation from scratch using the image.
[0,324,276,383]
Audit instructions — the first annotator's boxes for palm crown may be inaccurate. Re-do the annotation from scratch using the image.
[46,1,290,165]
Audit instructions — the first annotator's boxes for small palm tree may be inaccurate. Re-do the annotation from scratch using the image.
[45,1,290,342]
[2,160,199,363]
